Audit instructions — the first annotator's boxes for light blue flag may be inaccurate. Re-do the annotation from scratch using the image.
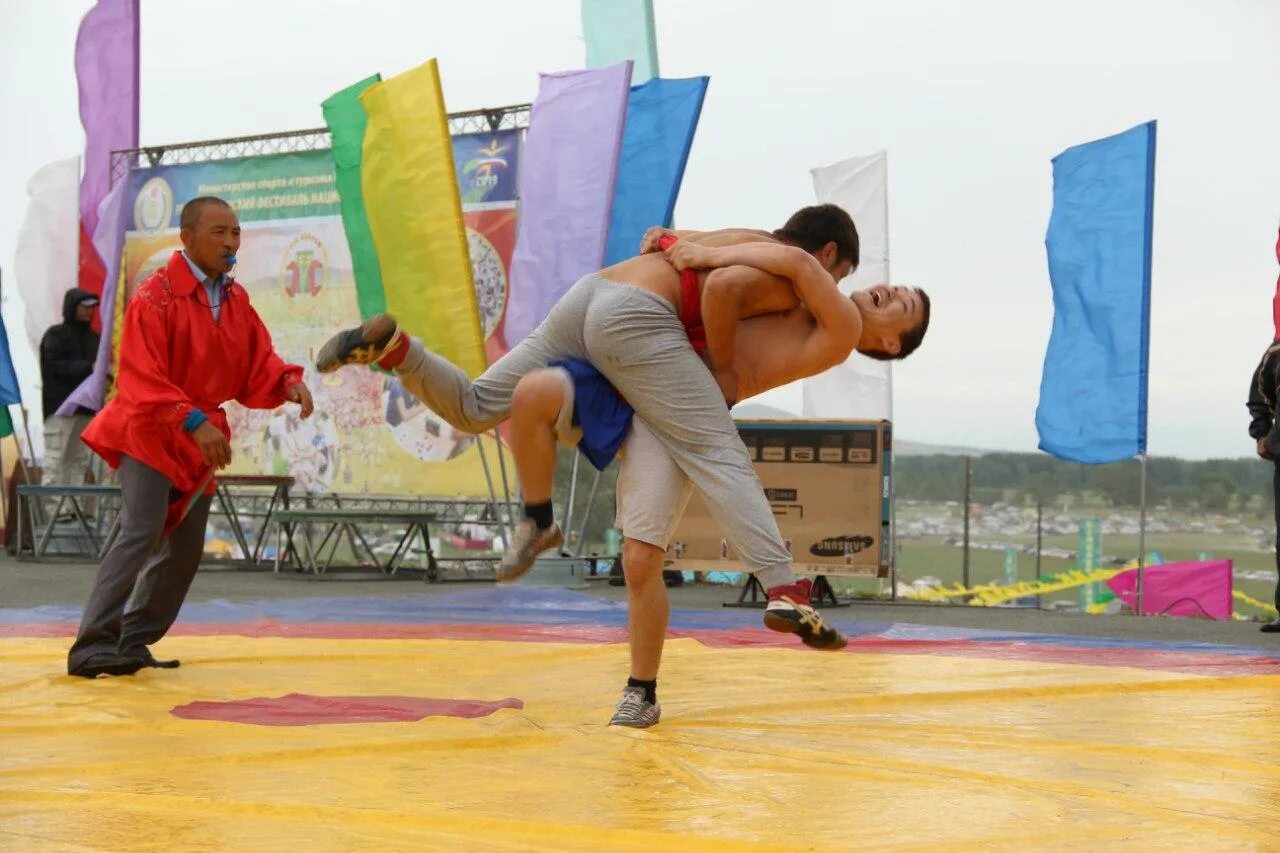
[582,0,659,83]
[603,76,709,266]
[1036,121,1156,464]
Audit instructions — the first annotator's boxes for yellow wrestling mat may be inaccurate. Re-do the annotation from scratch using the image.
[3,628,1280,851]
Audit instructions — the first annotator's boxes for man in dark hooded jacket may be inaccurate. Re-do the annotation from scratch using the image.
[39,288,100,485]
[1247,335,1280,633]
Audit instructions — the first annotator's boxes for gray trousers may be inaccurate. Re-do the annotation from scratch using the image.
[396,273,792,577]
[67,455,212,672]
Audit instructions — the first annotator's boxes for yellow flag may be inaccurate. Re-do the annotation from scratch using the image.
[360,59,486,378]
[358,59,498,497]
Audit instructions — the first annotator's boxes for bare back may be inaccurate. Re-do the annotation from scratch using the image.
[731,306,844,402]
[597,253,685,306]
[600,241,802,319]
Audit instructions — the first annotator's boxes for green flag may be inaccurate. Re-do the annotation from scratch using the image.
[322,74,386,321]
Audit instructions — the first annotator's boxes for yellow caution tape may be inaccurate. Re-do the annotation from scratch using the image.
[1232,590,1278,620]
[902,567,1123,607]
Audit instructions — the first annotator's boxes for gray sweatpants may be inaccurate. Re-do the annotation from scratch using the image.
[395,273,793,578]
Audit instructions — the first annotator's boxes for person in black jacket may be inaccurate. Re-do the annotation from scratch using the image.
[1246,338,1280,632]
[39,288,100,485]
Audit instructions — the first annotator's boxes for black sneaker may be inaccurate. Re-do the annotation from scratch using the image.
[315,313,402,372]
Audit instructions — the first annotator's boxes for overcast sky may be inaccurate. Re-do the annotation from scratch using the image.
[2,0,1278,460]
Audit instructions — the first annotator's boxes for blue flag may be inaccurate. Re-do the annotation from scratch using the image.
[603,76,709,266]
[1036,121,1156,464]
[0,312,22,408]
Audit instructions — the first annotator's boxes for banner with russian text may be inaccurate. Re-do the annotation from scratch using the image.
[116,140,519,497]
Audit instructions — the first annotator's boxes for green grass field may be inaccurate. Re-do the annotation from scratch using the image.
[421,498,1280,619]
[830,504,1278,617]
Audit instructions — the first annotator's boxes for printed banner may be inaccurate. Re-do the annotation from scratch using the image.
[117,141,520,497]
[453,130,521,361]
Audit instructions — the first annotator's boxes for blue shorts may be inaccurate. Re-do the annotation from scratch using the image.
[550,359,634,471]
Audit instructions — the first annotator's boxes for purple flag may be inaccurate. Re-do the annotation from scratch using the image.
[57,180,128,415]
[75,0,139,237]
[504,62,632,344]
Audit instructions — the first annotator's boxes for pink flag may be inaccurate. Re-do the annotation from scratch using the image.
[1106,559,1233,620]
[75,0,139,302]
[57,180,129,415]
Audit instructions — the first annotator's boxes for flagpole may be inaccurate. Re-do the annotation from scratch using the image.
[18,406,37,470]
[0,270,31,487]
[1136,453,1147,615]
[883,150,896,602]
[0,419,7,528]
[475,435,508,550]
[563,453,581,551]
[492,429,514,543]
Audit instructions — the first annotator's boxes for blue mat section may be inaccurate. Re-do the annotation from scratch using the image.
[4,588,1278,658]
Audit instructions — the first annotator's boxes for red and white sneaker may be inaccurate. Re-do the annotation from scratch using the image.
[762,578,847,650]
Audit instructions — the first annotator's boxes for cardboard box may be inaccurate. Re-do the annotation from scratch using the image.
[665,419,891,578]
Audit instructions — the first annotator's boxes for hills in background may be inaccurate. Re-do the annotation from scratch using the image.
[730,402,1263,465]
[731,402,990,458]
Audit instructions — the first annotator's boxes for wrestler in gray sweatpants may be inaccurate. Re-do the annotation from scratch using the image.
[395,273,793,583]
[67,456,213,672]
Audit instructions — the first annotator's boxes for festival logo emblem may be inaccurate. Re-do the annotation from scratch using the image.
[458,136,514,205]
[133,177,174,235]
[280,233,328,316]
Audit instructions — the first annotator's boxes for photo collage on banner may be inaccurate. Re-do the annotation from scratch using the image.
[118,130,522,497]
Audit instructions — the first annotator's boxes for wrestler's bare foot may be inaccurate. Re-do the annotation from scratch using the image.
[316,314,403,372]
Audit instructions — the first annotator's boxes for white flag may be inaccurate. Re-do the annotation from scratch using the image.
[801,151,891,421]
[14,157,81,362]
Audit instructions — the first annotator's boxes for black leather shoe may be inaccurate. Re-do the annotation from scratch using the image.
[123,647,181,668]
[69,652,145,678]
[1260,618,1280,633]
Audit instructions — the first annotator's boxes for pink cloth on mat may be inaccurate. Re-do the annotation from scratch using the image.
[1106,559,1233,620]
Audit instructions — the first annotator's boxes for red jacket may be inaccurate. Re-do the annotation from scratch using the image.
[1273,228,1280,338]
[82,251,303,493]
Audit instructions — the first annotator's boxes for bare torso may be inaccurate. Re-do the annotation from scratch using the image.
[731,307,842,402]
[599,249,839,404]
